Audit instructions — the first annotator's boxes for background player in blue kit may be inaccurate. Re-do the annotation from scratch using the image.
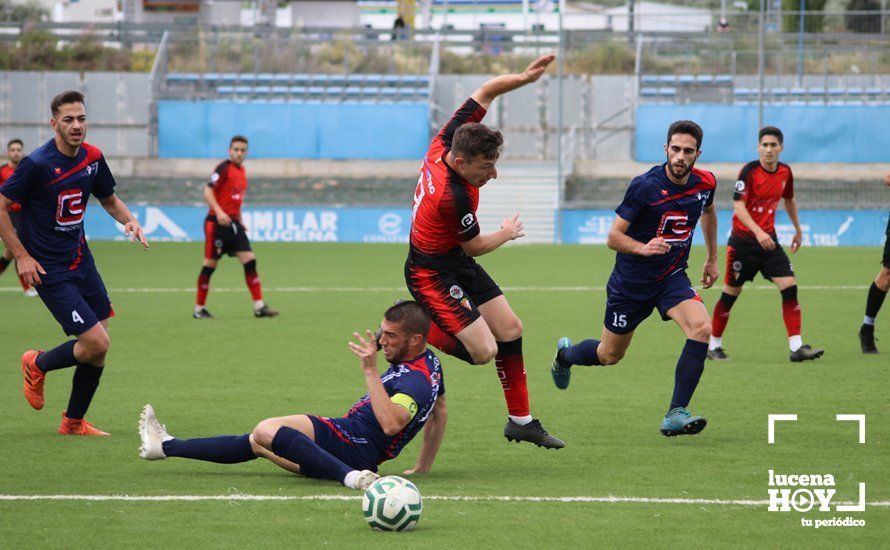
[0,90,149,436]
[551,120,718,437]
[139,300,448,489]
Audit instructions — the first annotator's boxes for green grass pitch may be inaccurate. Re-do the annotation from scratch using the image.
[1,242,887,548]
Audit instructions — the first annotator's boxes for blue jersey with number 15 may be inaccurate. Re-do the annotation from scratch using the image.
[612,163,716,289]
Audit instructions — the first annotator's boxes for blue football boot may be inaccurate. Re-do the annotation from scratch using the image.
[660,407,707,437]
[550,337,573,390]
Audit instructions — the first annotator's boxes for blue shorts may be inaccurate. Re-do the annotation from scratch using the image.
[604,271,701,334]
[36,264,113,336]
[309,416,381,472]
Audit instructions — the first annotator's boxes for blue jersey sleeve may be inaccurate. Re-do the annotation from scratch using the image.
[615,177,646,223]
[92,155,116,199]
[0,156,35,205]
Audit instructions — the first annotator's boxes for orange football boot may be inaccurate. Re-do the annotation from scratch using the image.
[21,350,46,410]
[59,413,110,436]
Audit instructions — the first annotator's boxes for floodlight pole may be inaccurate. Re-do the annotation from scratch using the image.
[757,0,765,130]
[796,0,805,86]
[556,0,565,244]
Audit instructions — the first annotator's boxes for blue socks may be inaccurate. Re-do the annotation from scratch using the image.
[561,339,602,366]
[35,340,77,373]
[65,363,103,420]
[669,339,708,411]
[163,434,257,464]
[272,426,353,483]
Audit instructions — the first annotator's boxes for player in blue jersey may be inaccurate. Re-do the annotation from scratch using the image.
[138,301,448,489]
[0,90,149,436]
[551,120,719,437]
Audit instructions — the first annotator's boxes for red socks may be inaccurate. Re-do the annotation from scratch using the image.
[495,338,530,418]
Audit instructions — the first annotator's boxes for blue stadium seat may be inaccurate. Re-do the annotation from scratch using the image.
[234,86,252,94]
[289,86,308,94]
[678,75,695,84]
[271,86,289,94]
[715,75,733,84]
[790,87,806,97]
[217,86,235,94]
[346,74,366,84]
[772,87,788,97]
[203,73,222,82]
[733,87,753,97]
[847,87,864,96]
[865,87,881,96]
[658,87,677,97]
[640,75,659,85]
[168,73,200,83]
[828,88,845,96]
[254,86,272,94]
[345,86,363,96]
[657,75,677,84]
[380,88,399,96]
[809,87,826,96]
[695,75,714,84]
[640,87,658,97]
[219,73,239,83]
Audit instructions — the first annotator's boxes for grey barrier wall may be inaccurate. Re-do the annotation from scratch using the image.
[0,72,151,157]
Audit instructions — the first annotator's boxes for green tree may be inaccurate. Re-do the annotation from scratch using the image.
[782,0,829,33]
[0,0,48,22]
[845,0,882,33]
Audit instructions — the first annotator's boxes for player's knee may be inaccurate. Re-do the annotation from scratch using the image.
[877,269,890,291]
[500,316,523,341]
[599,349,624,365]
[251,419,280,449]
[691,321,711,342]
[81,331,110,361]
[470,344,498,365]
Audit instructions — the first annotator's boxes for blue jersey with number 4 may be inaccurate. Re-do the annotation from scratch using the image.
[612,163,716,294]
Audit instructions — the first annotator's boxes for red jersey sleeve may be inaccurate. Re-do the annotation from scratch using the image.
[781,165,794,199]
[208,161,229,188]
[435,98,488,150]
[439,182,480,242]
[733,161,758,201]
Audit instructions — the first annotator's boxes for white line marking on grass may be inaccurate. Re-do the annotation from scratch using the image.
[0,494,887,507]
[0,285,870,294]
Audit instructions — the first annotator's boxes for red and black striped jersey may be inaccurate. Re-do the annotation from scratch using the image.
[207,160,247,220]
[409,98,486,259]
[732,161,794,239]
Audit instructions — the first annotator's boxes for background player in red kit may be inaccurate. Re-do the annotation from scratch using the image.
[0,138,36,296]
[193,135,277,319]
[0,90,149,436]
[707,127,823,362]
[405,54,564,449]
[858,172,890,353]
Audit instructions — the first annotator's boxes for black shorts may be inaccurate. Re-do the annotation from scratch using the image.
[204,216,252,260]
[405,248,502,336]
[882,214,890,269]
[724,235,794,287]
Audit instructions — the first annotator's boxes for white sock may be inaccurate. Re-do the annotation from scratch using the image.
[254,300,265,310]
[343,470,359,489]
[864,315,876,326]
[509,415,533,425]
[194,305,205,314]
[709,336,722,350]
[789,335,803,352]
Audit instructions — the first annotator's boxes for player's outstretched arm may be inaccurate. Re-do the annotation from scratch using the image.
[606,215,669,256]
[0,195,45,285]
[349,330,411,437]
[700,204,719,288]
[733,199,774,251]
[460,214,524,257]
[98,194,149,250]
[404,395,447,476]
[471,54,555,110]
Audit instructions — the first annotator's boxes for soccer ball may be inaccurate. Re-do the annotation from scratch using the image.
[361,476,422,531]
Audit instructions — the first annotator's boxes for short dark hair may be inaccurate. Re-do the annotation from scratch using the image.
[666,120,703,150]
[452,123,503,161]
[51,90,85,116]
[759,126,784,145]
[7,139,22,149]
[230,135,248,146]
[384,300,431,339]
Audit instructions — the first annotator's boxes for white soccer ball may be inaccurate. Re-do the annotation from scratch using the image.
[361,475,423,531]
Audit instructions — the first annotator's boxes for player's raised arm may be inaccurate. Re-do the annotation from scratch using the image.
[471,54,555,110]
[348,330,411,437]
[97,194,149,250]
[404,394,447,476]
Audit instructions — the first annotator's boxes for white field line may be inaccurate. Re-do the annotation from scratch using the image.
[0,494,887,507]
[0,285,870,294]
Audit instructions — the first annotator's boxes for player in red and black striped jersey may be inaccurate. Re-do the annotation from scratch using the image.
[708,127,823,362]
[405,54,564,449]
[858,173,890,353]
[0,138,35,296]
[193,135,278,319]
